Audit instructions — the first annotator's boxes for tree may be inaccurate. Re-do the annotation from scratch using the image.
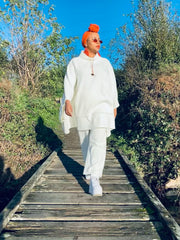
[110,0,180,73]
[0,38,8,76]
[0,0,74,90]
[109,0,180,199]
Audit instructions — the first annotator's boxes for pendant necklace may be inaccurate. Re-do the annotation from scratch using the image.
[91,62,95,76]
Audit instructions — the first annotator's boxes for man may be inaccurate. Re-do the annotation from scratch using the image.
[60,24,119,196]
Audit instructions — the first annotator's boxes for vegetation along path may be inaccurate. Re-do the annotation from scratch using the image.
[0,128,180,240]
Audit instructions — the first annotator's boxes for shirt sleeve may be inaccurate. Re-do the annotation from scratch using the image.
[108,61,119,109]
[64,59,77,101]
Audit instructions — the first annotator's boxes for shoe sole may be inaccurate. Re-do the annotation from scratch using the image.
[90,193,102,196]
[89,190,102,196]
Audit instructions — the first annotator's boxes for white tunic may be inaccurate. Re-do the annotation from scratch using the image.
[59,51,119,137]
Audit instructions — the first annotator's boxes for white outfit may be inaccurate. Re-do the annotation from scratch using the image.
[78,128,107,178]
[59,51,119,179]
[59,51,119,137]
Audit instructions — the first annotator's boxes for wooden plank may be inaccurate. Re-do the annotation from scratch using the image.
[57,155,118,161]
[49,160,120,168]
[3,221,166,239]
[39,176,132,185]
[43,168,126,176]
[23,192,144,205]
[12,205,156,221]
[0,236,167,240]
[17,203,153,211]
[60,152,116,159]
[32,181,136,193]
[62,149,114,155]
[49,155,121,164]
[40,174,132,182]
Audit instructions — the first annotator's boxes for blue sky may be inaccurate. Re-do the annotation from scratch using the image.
[52,0,180,60]
[0,0,179,62]
[52,0,134,58]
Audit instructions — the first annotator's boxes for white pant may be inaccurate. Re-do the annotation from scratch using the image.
[78,128,107,179]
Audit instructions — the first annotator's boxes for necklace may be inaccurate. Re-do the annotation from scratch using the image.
[91,62,95,76]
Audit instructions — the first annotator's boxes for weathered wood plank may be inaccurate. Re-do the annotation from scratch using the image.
[2,221,166,240]
[57,156,118,162]
[49,160,121,169]
[0,236,166,240]
[38,174,131,185]
[32,181,136,193]
[43,168,126,176]
[60,153,117,161]
[62,149,114,155]
[40,174,132,182]
[12,204,156,221]
[23,192,144,205]
[17,203,153,211]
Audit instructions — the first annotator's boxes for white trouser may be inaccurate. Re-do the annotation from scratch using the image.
[78,128,107,179]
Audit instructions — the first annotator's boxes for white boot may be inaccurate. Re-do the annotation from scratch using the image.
[89,176,102,196]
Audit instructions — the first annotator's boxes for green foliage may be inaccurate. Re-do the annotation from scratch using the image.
[110,0,180,199]
[130,105,179,196]
[0,84,62,157]
[38,65,65,97]
[0,38,9,76]
[115,66,179,199]
[108,133,139,168]
[0,0,74,90]
[110,0,180,70]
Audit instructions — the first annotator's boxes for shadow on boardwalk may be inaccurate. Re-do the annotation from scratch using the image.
[35,117,63,151]
[0,155,23,238]
[0,117,64,236]
[57,150,89,194]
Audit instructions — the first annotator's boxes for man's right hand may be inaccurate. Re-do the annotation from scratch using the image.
[65,100,73,117]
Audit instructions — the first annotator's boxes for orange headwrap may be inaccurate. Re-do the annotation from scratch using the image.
[82,24,100,48]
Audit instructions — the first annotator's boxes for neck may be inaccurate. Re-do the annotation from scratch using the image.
[84,48,97,58]
[88,52,96,58]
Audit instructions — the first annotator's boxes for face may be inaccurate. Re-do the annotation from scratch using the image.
[86,32,102,55]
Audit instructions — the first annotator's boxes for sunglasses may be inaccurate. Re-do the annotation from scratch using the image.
[92,38,103,44]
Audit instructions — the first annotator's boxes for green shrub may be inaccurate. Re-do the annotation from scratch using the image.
[1,84,62,160]
[110,0,180,199]
[113,65,180,199]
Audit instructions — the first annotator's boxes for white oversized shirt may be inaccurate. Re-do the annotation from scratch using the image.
[60,51,119,136]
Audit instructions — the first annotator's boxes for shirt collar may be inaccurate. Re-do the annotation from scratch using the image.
[79,51,100,61]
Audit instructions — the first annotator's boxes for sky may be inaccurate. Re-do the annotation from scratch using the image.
[51,0,180,61]
[0,0,179,64]
[52,0,134,58]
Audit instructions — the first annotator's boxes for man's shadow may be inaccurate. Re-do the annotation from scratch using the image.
[57,150,89,193]
[35,117,88,193]
[0,154,22,238]
[35,117,63,151]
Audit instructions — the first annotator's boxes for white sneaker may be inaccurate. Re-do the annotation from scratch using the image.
[89,177,102,196]
[85,175,91,180]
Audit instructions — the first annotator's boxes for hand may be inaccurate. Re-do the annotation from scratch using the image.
[65,100,73,117]
[114,108,117,118]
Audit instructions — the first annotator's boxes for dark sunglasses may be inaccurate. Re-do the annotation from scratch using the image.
[92,38,103,44]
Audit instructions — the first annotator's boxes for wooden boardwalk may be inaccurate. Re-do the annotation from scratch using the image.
[0,129,180,239]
